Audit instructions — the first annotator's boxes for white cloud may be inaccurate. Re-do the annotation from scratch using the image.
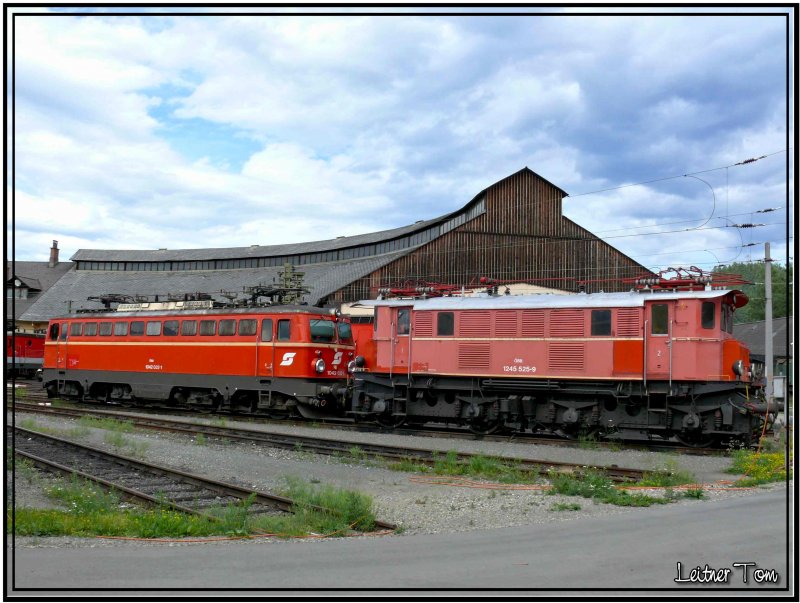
[7,10,791,275]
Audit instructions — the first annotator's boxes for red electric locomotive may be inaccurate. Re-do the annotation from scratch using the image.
[349,280,768,446]
[41,301,355,417]
[6,331,46,379]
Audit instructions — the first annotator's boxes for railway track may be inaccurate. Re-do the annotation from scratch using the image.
[7,383,725,456]
[10,425,396,531]
[10,400,647,483]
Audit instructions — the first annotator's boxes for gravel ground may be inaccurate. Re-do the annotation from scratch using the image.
[8,410,787,548]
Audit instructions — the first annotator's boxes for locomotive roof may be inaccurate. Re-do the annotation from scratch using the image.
[49,305,338,321]
[363,289,745,311]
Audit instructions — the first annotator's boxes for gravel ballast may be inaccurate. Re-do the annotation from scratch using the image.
[8,410,786,548]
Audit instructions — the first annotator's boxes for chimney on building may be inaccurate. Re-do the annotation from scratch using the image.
[49,240,59,267]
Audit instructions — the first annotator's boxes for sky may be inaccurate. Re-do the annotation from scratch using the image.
[7,6,794,278]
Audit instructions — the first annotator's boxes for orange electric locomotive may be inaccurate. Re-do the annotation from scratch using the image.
[41,301,355,417]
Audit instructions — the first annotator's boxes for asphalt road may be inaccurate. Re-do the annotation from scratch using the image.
[7,486,793,598]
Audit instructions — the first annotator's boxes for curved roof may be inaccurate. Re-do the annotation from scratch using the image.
[69,167,555,263]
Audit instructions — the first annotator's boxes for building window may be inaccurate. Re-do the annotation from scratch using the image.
[437,312,454,336]
[701,302,716,329]
[591,310,612,336]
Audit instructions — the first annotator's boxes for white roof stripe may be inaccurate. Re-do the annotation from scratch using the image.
[363,289,739,311]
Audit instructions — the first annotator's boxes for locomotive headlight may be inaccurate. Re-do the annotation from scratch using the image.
[732,360,744,376]
[314,358,326,374]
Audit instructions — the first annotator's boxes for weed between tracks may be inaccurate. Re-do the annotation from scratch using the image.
[8,467,379,539]
[389,450,539,484]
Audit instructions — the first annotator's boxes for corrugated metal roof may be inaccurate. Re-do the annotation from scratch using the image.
[20,250,414,322]
[733,317,793,358]
[6,261,74,321]
[70,217,444,262]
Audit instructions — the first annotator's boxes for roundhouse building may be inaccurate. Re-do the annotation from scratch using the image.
[19,168,651,324]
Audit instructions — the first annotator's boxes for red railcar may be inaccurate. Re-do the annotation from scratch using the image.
[6,331,45,378]
[41,302,355,417]
[350,288,766,445]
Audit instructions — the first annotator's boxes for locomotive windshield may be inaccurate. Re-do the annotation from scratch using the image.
[337,322,353,344]
[309,318,336,343]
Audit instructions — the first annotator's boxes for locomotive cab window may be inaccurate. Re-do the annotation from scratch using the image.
[591,310,612,336]
[337,322,353,344]
[437,312,454,336]
[238,319,257,337]
[701,302,716,329]
[84,322,97,336]
[397,309,410,335]
[70,323,83,337]
[310,319,335,342]
[59,323,68,341]
[651,304,668,335]
[129,321,144,336]
[277,319,291,341]
[146,321,162,336]
[219,320,236,336]
[261,319,273,342]
[48,323,59,341]
[199,320,216,336]
[163,320,179,336]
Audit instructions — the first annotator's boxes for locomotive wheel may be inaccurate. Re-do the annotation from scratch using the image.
[468,419,502,436]
[675,432,715,448]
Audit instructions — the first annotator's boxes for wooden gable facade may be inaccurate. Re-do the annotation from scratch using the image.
[329,168,649,303]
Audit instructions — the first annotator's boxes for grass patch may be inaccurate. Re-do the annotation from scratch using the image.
[549,501,581,512]
[388,450,539,484]
[548,469,672,507]
[637,460,697,487]
[102,432,149,459]
[726,450,788,486]
[78,416,135,433]
[10,473,379,539]
[15,418,91,440]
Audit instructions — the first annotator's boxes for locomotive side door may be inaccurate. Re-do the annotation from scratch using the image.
[645,301,674,382]
[257,318,274,378]
[390,306,412,376]
[49,321,68,372]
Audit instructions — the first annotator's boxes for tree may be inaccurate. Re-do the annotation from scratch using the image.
[714,261,793,324]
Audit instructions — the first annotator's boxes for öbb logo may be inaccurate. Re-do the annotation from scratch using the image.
[279,352,296,366]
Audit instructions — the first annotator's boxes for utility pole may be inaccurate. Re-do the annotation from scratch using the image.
[764,243,773,404]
